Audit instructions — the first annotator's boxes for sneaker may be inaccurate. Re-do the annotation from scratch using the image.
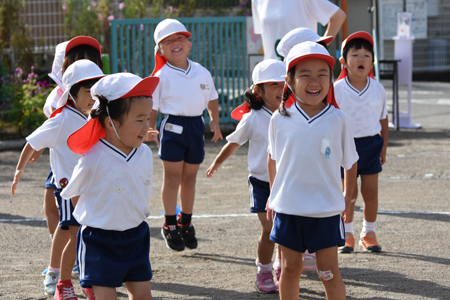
[178,222,198,249]
[302,251,316,272]
[339,232,356,253]
[43,271,59,295]
[273,263,281,289]
[42,267,48,276]
[72,265,78,274]
[82,287,95,300]
[55,281,78,300]
[254,271,278,294]
[359,232,382,252]
[161,224,185,251]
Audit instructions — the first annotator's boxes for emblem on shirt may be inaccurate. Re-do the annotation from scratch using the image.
[325,147,331,159]
[59,178,68,189]
[114,187,125,193]
[144,175,152,186]
[200,84,210,90]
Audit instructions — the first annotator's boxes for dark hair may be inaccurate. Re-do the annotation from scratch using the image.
[69,78,101,100]
[343,38,374,63]
[317,41,328,50]
[62,44,103,74]
[243,84,265,110]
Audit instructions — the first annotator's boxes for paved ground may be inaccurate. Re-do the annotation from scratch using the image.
[1,81,450,299]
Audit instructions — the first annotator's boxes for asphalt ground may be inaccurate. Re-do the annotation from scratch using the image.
[1,81,450,299]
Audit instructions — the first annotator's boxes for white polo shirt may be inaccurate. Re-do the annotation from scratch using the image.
[26,106,86,189]
[226,106,272,182]
[268,102,358,218]
[61,139,153,231]
[252,0,338,60]
[152,59,218,116]
[43,86,64,118]
[334,76,388,138]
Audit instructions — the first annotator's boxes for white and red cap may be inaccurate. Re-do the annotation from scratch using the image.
[277,27,333,59]
[152,19,192,75]
[54,59,104,111]
[337,31,374,81]
[48,41,69,89]
[65,36,101,56]
[67,73,160,154]
[284,41,339,109]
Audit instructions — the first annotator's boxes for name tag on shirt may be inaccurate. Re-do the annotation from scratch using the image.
[165,123,183,134]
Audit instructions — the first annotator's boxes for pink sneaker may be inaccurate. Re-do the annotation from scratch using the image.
[54,281,78,300]
[82,287,96,300]
[303,251,316,273]
[255,271,278,293]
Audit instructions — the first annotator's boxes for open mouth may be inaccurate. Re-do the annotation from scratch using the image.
[172,48,182,53]
[306,90,320,96]
[358,65,365,70]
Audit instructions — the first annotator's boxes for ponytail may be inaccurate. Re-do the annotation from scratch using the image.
[244,84,264,111]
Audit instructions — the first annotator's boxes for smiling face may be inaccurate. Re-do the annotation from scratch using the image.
[341,46,374,82]
[255,82,284,111]
[287,58,331,111]
[158,33,192,69]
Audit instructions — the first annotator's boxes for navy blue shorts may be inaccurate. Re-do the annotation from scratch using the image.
[77,221,152,288]
[45,168,57,189]
[270,213,345,253]
[158,115,205,164]
[248,176,270,213]
[54,189,80,230]
[341,134,384,178]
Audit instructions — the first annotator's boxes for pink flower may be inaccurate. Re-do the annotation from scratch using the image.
[107,15,114,21]
[169,6,179,13]
[140,24,144,31]
[62,3,67,10]
[87,5,91,11]
[91,1,97,7]
[119,2,125,10]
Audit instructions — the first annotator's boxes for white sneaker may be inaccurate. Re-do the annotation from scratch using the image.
[43,271,60,295]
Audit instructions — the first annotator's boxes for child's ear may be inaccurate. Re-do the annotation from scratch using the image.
[339,57,346,67]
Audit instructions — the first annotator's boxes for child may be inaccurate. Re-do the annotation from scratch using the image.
[150,19,223,251]
[206,59,284,293]
[334,31,388,253]
[11,59,104,299]
[267,41,358,300]
[276,27,333,59]
[61,73,159,300]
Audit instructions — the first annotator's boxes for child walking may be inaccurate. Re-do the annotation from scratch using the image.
[61,73,159,300]
[150,19,223,251]
[267,42,358,300]
[206,59,284,293]
[334,31,389,253]
[11,59,104,299]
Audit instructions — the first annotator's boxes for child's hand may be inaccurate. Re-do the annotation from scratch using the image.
[11,170,24,196]
[342,192,353,222]
[380,148,387,165]
[266,197,274,221]
[143,128,159,147]
[206,162,221,177]
[209,119,223,142]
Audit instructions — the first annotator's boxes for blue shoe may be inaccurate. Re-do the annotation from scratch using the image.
[72,265,78,274]
[42,267,48,276]
[43,271,59,295]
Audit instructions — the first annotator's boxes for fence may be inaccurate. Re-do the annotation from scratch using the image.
[110,17,247,123]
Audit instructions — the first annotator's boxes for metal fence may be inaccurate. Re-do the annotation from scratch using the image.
[110,17,247,123]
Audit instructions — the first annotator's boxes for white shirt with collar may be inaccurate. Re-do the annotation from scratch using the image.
[268,102,358,217]
[61,139,153,231]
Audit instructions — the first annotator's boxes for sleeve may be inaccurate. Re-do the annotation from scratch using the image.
[340,113,359,170]
[306,0,340,26]
[60,154,94,199]
[380,87,388,120]
[26,115,63,151]
[151,71,162,111]
[251,0,262,34]
[267,115,276,159]
[226,112,253,145]
[207,71,219,101]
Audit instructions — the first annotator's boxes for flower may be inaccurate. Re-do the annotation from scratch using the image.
[169,6,179,13]
[107,15,114,21]
[91,1,97,7]
[87,5,91,11]
[62,3,67,10]
[31,66,35,70]
[119,2,125,10]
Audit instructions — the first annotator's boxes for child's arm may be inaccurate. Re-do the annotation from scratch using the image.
[323,8,347,41]
[28,148,46,163]
[379,117,389,165]
[343,162,357,222]
[266,153,276,221]
[71,196,79,207]
[206,142,240,177]
[11,143,37,196]
[148,109,160,147]
[206,99,223,142]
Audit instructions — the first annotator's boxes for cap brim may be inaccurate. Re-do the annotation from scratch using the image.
[256,77,286,84]
[120,76,160,99]
[157,31,192,44]
[317,35,334,45]
[288,54,335,72]
[65,36,101,56]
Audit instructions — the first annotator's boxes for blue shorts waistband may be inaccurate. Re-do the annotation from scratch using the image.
[164,115,203,121]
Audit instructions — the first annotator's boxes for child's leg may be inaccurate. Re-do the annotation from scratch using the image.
[43,187,58,235]
[315,246,346,300]
[93,286,118,300]
[179,162,201,214]
[60,225,79,280]
[125,281,152,300]
[161,160,184,216]
[360,174,378,223]
[279,245,303,300]
[49,225,69,268]
[256,212,275,264]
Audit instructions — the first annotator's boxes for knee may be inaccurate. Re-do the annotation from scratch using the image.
[164,173,182,186]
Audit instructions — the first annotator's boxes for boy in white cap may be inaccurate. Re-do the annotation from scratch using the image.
[150,19,222,252]
[334,31,388,253]
[11,59,104,299]
[62,72,159,300]
[251,0,346,60]
[267,42,358,299]
[207,59,284,293]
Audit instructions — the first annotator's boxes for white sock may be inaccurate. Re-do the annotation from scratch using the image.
[49,233,54,240]
[256,259,273,273]
[344,222,354,235]
[361,220,376,236]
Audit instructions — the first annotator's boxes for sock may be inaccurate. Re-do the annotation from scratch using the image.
[49,233,54,240]
[59,279,72,284]
[164,215,177,226]
[361,220,376,236]
[48,267,60,273]
[344,222,354,235]
[179,211,192,225]
[256,259,273,273]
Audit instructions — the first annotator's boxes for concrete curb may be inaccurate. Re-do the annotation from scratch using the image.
[0,139,26,151]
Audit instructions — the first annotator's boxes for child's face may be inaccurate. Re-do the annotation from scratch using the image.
[287,58,331,108]
[341,46,374,80]
[115,96,153,152]
[256,82,284,110]
[72,86,95,115]
[158,33,192,65]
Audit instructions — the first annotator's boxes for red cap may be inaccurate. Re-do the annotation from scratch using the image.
[65,36,101,57]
